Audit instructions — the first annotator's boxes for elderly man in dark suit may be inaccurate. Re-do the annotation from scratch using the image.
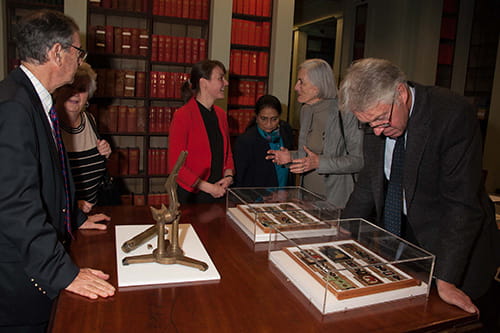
[339,58,499,330]
[0,10,115,332]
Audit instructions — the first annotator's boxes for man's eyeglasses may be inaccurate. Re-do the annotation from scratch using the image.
[370,101,394,129]
[70,45,88,63]
[358,100,394,130]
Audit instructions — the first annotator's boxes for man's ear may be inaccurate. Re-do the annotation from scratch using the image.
[48,43,63,66]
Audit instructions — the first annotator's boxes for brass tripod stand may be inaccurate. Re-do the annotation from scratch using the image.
[121,151,208,271]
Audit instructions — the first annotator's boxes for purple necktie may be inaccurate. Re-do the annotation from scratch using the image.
[49,106,73,238]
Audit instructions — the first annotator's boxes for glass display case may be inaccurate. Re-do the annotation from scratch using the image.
[268,218,435,314]
[226,186,340,243]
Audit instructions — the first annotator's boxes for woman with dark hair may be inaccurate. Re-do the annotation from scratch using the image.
[168,59,234,204]
[233,94,294,187]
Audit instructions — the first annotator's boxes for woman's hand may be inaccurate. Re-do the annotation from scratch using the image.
[79,213,111,230]
[198,180,227,198]
[266,147,292,165]
[78,200,94,213]
[97,139,112,159]
[290,146,319,174]
[216,175,233,190]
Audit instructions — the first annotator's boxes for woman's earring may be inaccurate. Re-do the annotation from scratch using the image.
[85,102,90,109]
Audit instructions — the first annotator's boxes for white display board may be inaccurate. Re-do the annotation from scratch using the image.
[115,224,220,287]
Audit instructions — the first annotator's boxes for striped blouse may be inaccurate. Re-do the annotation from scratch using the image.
[61,112,107,204]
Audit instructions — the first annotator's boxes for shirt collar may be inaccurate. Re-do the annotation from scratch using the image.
[19,64,53,114]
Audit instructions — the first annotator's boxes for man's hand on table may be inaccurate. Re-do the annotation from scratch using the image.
[436,279,478,314]
[65,268,115,299]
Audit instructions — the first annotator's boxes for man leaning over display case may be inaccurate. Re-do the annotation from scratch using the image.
[339,58,499,331]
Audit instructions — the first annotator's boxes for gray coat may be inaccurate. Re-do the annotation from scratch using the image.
[294,98,364,207]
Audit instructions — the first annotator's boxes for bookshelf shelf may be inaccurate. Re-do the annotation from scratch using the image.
[228,0,273,137]
[87,0,210,205]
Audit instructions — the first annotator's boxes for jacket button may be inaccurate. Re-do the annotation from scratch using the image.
[62,208,66,213]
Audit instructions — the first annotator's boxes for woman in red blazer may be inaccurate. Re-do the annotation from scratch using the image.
[168,60,234,204]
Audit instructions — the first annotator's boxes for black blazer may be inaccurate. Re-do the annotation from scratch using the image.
[343,83,500,299]
[0,68,84,326]
[234,120,294,187]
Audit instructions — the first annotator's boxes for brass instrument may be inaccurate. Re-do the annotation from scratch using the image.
[121,151,208,271]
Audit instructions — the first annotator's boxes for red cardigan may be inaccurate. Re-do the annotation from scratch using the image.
[167,97,234,192]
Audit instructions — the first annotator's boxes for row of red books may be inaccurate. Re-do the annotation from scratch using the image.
[150,71,190,99]
[88,26,149,57]
[152,0,209,20]
[148,148,168,175]
[94,69,146,98]
[97,105,147,133]
[228,109,255,135]
[151,35,207,64]
[228,80,266,106]
[231,19,271,47]
[89,0,147,12]
[232,0,272,17]
[108,147,141,176]
[149,107,175,133]
[230,50,269,77]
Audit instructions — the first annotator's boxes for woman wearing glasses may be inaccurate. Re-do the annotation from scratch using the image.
[267,59,364,208]
[53,63,112,213]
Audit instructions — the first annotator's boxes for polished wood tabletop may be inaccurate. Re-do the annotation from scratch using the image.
[49,204,478,332]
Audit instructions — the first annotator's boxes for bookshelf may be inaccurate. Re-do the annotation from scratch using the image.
[228,0,272,136]
[86,0,210,205]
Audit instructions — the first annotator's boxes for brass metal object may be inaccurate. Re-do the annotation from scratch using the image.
[122,151,208,271]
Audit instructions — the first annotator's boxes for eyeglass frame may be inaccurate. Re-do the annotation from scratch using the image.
[69,44,88,63]
[358,97,396,130]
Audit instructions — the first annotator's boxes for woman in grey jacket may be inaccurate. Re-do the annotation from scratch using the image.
[267,59,364,207]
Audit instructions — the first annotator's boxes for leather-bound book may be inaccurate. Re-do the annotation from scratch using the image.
[94,26,106,53]
[115,70,125,97]
[127,106,138,132]
[128,147,140,175]
[114,26,122,54]
[139,29,149,57]
[119,148,129,175]
[108,105,119,132]
[124,71,136,97]
[117,105,128,133]
[136,106,147,132]
[136,71,146,98]
[105,69,116,97]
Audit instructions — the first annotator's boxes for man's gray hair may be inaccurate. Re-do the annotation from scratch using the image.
[298,59,337,99]
[14,9,79,65]
[338,58,406,113]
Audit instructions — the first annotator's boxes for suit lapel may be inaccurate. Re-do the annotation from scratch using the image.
[404,83,431,209]
[12,68,62,175]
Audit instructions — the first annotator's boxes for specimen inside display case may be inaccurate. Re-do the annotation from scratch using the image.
[237,202,331,233]
[268,218,434,314]
[226,187,340,243]
[285,240,420,300]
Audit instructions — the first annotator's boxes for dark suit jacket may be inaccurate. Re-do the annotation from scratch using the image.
[233,121,295,187]
[0,68,85,326]
[343,83,500,299]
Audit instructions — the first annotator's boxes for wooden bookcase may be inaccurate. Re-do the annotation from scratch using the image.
[86,0,210,205]
[227,0,272,136]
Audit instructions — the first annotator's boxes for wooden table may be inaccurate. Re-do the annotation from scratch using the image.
[49,204,478,332]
